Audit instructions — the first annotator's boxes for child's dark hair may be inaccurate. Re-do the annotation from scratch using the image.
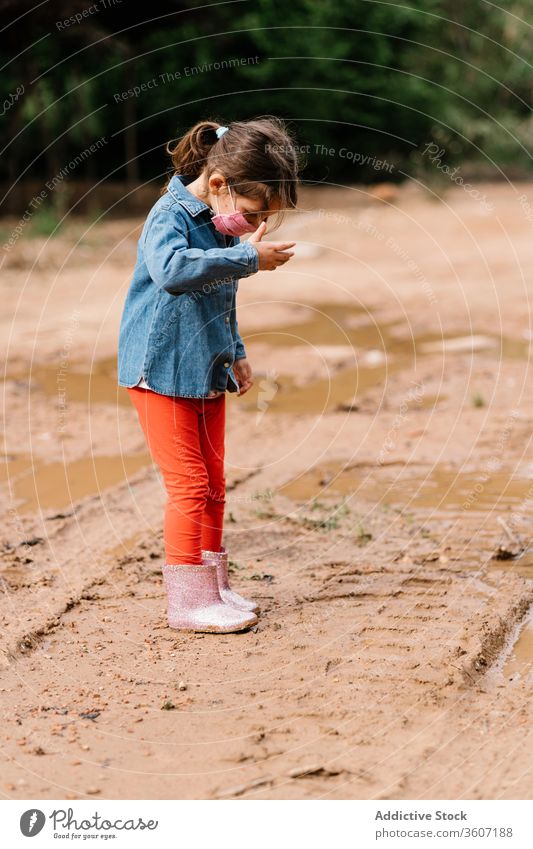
[163,116,301,220]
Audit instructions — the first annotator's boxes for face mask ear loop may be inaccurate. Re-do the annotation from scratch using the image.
[227,184,237,213]
[213,184,236,216]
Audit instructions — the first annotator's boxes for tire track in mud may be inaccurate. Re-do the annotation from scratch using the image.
[0,464,161,666]
[1,491,529,799]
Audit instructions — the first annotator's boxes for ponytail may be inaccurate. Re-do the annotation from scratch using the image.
[164,120,221,180]
[162,115,301,215]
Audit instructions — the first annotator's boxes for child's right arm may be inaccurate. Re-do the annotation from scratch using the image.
[143,208,258,295]
[144,214,295,296]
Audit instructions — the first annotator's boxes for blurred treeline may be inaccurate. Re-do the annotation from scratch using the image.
[1,0,531,190]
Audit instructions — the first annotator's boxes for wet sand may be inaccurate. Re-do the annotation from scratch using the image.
[0,181,532,799]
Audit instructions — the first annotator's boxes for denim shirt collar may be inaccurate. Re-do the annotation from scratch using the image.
[166,174,212,218]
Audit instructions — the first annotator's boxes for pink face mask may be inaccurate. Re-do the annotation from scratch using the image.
[211,186,258,237]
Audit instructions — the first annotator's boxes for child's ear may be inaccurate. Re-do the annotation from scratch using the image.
[208,171,227,194]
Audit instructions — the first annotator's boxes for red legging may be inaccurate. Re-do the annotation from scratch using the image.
[127,387,226,565]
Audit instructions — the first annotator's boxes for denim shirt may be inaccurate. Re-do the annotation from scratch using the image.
[117,174,259,398]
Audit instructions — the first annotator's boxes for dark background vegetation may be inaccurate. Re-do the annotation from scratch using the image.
[0,0,531,206]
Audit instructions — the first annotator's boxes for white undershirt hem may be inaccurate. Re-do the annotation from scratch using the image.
[135,376,224,398]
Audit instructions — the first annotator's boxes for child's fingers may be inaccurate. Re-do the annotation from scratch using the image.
[275,251,294,264]
[271,241,296,250]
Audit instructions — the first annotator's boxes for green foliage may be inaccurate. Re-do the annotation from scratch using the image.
[1,0,531,191]
[28,205,64,237]
[356,523,373,544]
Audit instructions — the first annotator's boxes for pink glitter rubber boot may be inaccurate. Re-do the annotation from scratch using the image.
[162,563,258,633]
[202,547,260,614]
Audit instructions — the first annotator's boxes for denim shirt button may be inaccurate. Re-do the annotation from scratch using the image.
[223,361,230,368]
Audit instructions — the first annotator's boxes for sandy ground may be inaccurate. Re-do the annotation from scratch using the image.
[0,180,532,800]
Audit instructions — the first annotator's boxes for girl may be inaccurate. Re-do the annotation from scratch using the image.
[117,117,299,634]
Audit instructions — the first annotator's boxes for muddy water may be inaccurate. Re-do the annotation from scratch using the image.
[502,572,533,680]
[3,304,529,515]
[504,627,533,679]
[496,549,533,680]
[10,355,130,406]
[503,605,533,680]
[3,357,150,511]
[2,451,151,513]
[9,305,527,421]
[240,304,429,414]
[239,303,528,415]
[281,461,533,514]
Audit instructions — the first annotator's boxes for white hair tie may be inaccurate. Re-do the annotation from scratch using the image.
[215,126,229,139]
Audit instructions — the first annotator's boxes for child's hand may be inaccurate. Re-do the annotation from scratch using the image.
[248,222,295,271]
[233,358,253,395]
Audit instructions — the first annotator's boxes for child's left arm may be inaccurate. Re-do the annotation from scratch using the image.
[231,281,252,393]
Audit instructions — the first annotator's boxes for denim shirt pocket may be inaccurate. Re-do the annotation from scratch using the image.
[150,293,184,351]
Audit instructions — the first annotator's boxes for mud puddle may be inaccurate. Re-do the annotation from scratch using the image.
[104,529,146,560]
[2,450,151,513]
[240,304,528,415]
[502,600,533,681]
[281,461,533,515]
[3,357,153,512]
[7,307,527,419]
[8,356,129,406]
[492,549,533,680]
